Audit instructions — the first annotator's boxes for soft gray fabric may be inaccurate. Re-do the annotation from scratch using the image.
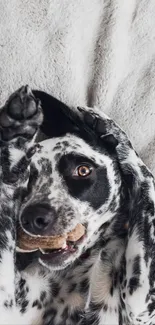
[0,0,155,174]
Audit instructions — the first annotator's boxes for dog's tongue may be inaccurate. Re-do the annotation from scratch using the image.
[16,223,85,253]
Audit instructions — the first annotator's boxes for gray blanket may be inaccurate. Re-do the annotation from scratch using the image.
[0,0,155,174]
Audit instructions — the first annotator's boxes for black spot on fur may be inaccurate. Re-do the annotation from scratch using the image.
[70,309,82,323]
[26,286,29,293]
[140,165,152,178]
[32,299,42,309]
[68,282,77,293]
[112,270,119,288]
[103,303,108,312]
[43,307,57,324]
[53,144,62,151]
[132,255,141,276]
[89,302,103,311]
[143,216,154,263]
[61,140,69,147]
[148,301,155,315]
[110,285,114,296]
[82,312,100,325]
[119,305,123,325]
[109,195,118,212]
[50,281,60,297]
[20,300,29,313]
[79,278,89,294]
[61,306,69,319]
[97,209,103,215]
[128,277,140,295]
[19,278,26,290]
[4,299,13,308]
[124,279,127,287]
[40,291,47,302]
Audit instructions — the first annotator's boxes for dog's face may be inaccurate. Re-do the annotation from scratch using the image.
[19,133,121,270]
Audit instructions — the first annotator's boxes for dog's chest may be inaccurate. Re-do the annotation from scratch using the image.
[20,238,127,325]
[44,256,94,324]
[42,240,126,325]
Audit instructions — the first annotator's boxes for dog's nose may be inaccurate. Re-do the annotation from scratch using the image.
[21,204,56,236]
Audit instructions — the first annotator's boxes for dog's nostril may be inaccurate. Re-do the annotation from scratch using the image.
[34,216,49,229]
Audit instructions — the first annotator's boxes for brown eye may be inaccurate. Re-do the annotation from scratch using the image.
[77,165,92,177]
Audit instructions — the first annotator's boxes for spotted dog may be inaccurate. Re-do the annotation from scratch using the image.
[0,86,155,325]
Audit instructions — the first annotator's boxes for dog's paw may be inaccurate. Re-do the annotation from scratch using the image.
[76,107,118,150]
[0,85,43,141]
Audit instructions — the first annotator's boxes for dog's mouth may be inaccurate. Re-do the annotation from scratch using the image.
[38,235,85,264]
[16,223,86,267]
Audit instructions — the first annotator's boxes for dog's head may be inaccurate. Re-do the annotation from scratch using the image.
[16,93,127,270]
[19,131,122,270]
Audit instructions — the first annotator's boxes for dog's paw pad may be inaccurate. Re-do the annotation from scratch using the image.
[77,107,100,131]
[7,85,38,121]
[84,112,97,129]
[0,86,43,141]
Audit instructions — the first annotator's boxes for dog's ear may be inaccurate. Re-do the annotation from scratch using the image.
[32,90,79,138]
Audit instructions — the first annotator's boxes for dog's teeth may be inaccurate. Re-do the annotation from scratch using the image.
[62,241,67,249]
[39,248,47,254]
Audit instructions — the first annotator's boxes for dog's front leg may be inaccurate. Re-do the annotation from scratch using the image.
[0,86,42,323]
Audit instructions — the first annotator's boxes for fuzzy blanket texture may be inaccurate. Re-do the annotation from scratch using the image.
[0,0,155,174]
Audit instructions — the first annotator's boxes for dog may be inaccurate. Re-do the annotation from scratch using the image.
[0,85,155,325]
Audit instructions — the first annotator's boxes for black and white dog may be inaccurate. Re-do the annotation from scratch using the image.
[0,86,155,325]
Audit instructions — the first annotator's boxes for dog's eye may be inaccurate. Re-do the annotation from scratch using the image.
[77,165,92,177]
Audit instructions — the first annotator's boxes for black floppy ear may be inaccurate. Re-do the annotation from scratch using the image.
[31,91,99,146]
[32,90,79,138]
